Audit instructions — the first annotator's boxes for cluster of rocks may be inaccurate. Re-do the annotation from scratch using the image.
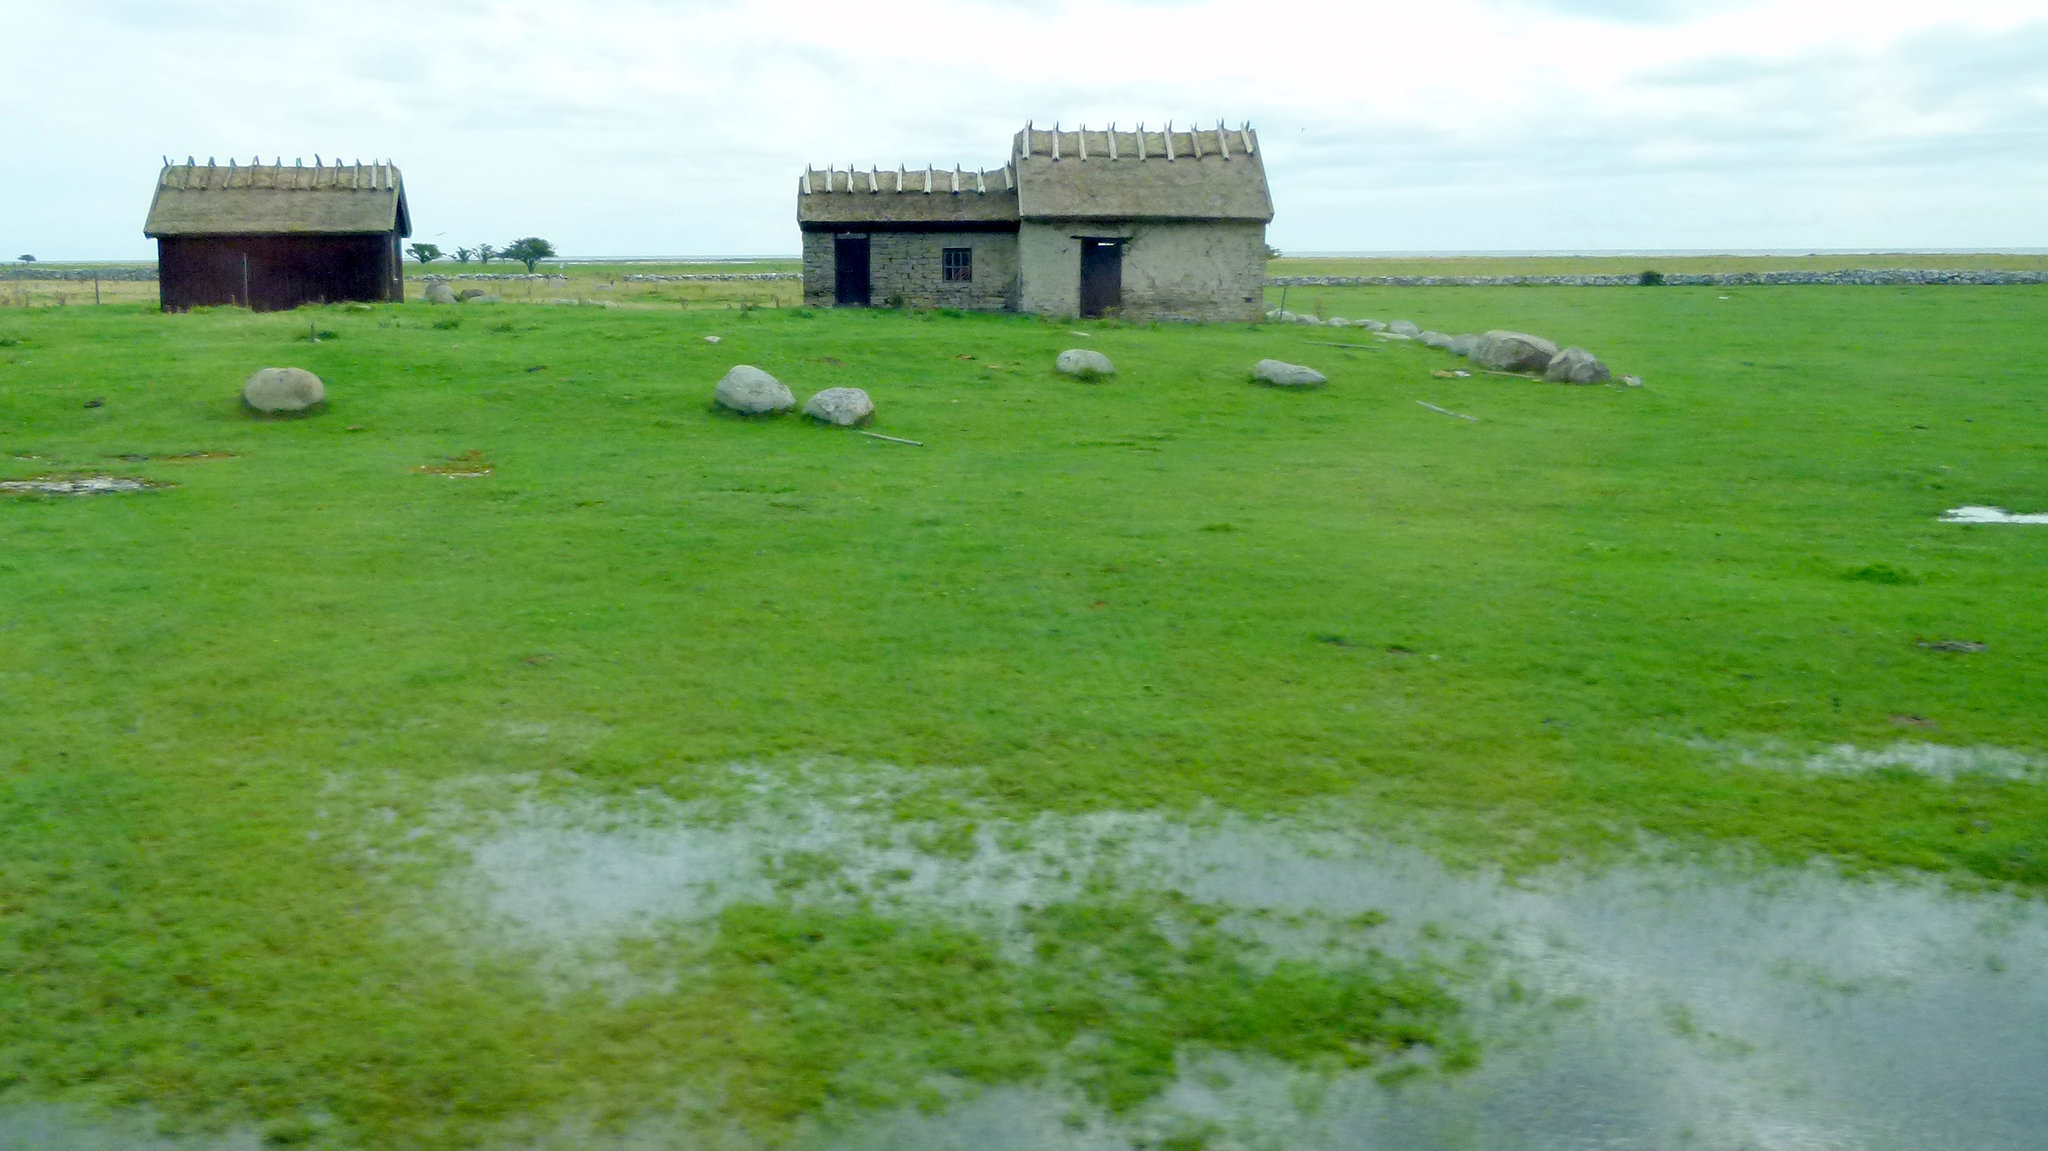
[624,273,801,283]
[1054,347,1330,390]
[1265,309,1638,386]
[421,281,502,305]
[1269,269,2048,288]
[0,266,158,281]
[713,366,874,426]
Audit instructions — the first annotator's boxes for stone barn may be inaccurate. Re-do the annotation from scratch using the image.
[800,123,1271,322]
[145,158,411,312]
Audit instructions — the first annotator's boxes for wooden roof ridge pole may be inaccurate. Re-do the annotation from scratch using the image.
[1107,123,1118,160]
[1189,126,1203,159]
[1021,121,1032,158]
[1216,121,1229,159]
[1052,122,1061,161]
[1136,123,1147,161]
[1003,163,1013,190]
[870,165,880,192]
[898,163,908,193]
[951,165,960,193]
[1164,122,1175,161]
[1242,124,1255,154]
[1077,124,1086,160]
[975,168,986,194]
[924,166,933,193]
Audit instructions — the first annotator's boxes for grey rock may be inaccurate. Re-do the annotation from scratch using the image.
[1419,330,1455,349]
[1545,347,1611,385]
[1389,320,1421,337]
[1449,333,1479,357]
[423,281,457,305]
[472,294,502,304]
[1358,319,1388,332]
[1252,359,1328,388]
[714,365,795,414]
[803,386,875,426]
[1470,330,1560,373]
[1621,374,1644,388]
[457,288,487,301]
[242,367,325,413]
[1056,349,1115,378]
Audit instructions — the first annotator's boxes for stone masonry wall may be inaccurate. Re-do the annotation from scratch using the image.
[1020,220,1267,322]
[803,231,1018,311]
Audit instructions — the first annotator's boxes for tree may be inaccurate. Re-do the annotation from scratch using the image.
[502,237,556,274]
[476,244,496,266]
[407,243,443,265]
[453,247,475,265]
[15,254,34,263]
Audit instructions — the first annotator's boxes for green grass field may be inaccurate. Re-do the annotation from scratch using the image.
[2,282,2045,1146]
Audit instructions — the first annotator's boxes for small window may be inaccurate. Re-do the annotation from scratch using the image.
[942,247,972,282]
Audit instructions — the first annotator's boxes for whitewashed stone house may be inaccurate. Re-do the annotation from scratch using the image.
[799,123,1271,322]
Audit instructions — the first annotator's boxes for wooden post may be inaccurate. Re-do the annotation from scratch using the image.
[94,275,100,305]
[241,253,250,309]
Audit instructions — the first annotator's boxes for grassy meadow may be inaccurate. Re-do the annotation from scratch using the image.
[1,272,2046,1146]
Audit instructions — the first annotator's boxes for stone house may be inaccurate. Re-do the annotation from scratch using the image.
[799,124,1271,322]
[145,157,411,312]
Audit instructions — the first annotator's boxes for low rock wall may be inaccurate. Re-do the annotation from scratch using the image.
[1,267,157,281]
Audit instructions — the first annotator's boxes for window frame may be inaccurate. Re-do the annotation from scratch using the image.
[941,246,973,283]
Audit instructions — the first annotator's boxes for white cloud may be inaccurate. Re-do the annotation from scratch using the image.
[3,0,2044,257]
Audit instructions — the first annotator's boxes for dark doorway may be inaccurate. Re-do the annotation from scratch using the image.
[834,236,871,306]
[1079,239,1123,318]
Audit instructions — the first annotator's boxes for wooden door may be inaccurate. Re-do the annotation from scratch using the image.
[1079,239,1122,318]
[834,236,871,306]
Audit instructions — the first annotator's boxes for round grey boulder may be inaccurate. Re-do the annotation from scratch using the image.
[1357,319,1388,332]
[1545,347,1611,385]
[803,386,875,426]
[1252,359,1327,388]
[1419,330,1455,349]
[242,367,325,413]
[1470,330,1561,373]
[422,281,457,305]
[1389,320,1422,337]
[1056,349,1116,378]
[714,365,795,415]
[1449,333,1479,357]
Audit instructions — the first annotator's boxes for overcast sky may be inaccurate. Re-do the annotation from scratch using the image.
[7,0,2046,259]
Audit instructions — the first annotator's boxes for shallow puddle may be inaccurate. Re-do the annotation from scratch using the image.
[1941,505,2048,524]
[444,768,2048,1151]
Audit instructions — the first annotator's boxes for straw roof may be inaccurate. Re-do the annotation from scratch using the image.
[797,165,1020,228]
[1011,125,1270,222]
[144,159,411,237]
[797,124,1270,227]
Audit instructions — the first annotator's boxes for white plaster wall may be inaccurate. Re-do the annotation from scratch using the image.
[1018,220,1267,322]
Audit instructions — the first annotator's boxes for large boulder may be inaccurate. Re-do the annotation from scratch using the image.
[422,281,457,305]
[1419,331,1455,349]
[1470,330,1560,372]
[714,365,794,414]
[1449,333,1479,357]
[1252,359,1327,388]
[242,367,325,413]
[1389,320,1421,337]
[1546,347,1611,385]
[1357,319,1388,332]
[1056,349,1115,378]
[803,387,875,426]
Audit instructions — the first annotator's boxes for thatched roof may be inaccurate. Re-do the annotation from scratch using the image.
[797,165,1020,228]
[795,124,1270,228]
[1011,125,1270,222]
[144,159,410,237]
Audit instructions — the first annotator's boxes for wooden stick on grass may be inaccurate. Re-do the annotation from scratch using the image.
[857,430,924,446]
[1310,342,1382,351]
[1417,400,1478,421]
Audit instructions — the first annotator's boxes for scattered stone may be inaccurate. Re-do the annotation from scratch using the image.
[242,367,326,414]
[457,288,487,301]
[1419,330,1455,349]
[714,365,794,415]
[1328,316,1349,326]
[1918,639,1987,653]
[1470,331,1560,373]
[1546,347,1611,385]
[472,293,501,305]
[1056,349,1115,378]
[1389,320,1421,337]
[1450,333,1479,357]
[1358,319,1388,332]
[703,335,722,344]
[83,398,104,409]
[1252,359,1327,388]
[423,281,457,305]
[803,387,875,427]
[1621,374,1643,388]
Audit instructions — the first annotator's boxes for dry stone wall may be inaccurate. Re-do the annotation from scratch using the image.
[1269,269,2048,287]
